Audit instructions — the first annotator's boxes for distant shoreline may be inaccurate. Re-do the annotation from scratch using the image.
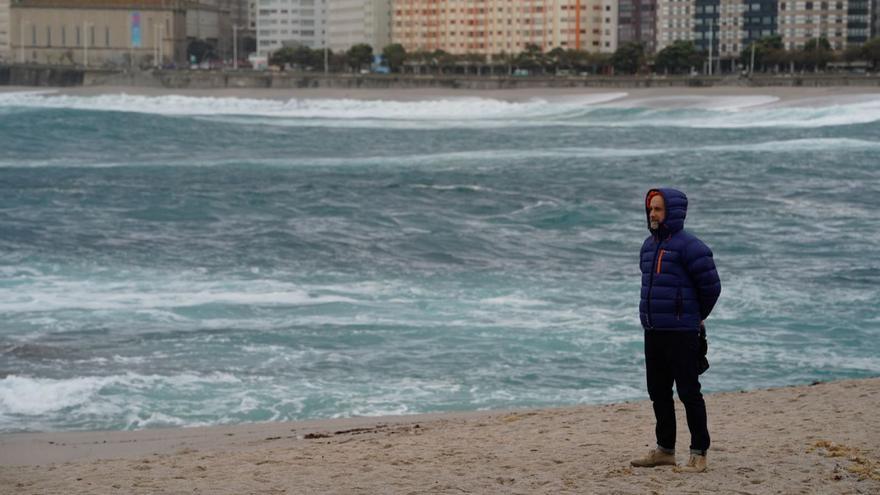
[3,83,880,108]
[1,377,878,493]
[3,63,880,92]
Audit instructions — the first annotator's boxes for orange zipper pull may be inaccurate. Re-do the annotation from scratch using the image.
[656,249,665,274]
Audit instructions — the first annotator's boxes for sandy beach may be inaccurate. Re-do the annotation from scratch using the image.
[1,378,877,494]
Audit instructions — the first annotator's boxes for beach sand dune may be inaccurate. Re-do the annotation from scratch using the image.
[1,378,878,494]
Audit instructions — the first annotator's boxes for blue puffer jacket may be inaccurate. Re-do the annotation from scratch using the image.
[640,188,721,331]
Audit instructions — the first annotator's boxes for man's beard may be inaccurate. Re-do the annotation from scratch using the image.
[650,220,660,230]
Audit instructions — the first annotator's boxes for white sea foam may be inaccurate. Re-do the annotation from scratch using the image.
[3,137,876,170]
[610,95,780,110]
[3,91,878,129]
[0,375,113,415]
[0,372,241,417]
[0,91,624,120]
[0,279,362,313]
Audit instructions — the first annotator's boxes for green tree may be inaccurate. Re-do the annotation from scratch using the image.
[740,35,785,72]
[801,37,835,71]
[863,37,880,67]
[654,41,702,74]
[292,46,314,68]
[346,43,373,72]
[547,47,568,73]
[432,49,457,74]
[611,42,645,74]
[382,43,407,73]
[516,43,545,72]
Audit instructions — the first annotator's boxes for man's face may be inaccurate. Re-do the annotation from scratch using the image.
[648,194,666,230]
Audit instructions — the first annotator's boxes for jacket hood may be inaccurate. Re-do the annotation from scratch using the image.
[646,188,687,235]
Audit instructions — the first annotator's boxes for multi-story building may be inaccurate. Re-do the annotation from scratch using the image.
[778,0,848,50]
[618,0,657,52]
[11,0,187,66]
[657,0,871,69]
[256,0,327,56]
[740,0,777,51]
[656,0,696,52]
[392,0,617,57]
[870,0,880,38]
[0,0,9,62]
[847,0,872,46]
[327,0,391,52]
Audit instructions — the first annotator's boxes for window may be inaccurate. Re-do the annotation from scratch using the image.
[105,26,110,47]
[62,26,66,46]
[76,26,81,46]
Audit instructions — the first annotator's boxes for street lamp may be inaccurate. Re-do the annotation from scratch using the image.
[153,23,164,68]
[82,21,92,67]
[233,24,242,69]
[20,21,30,64]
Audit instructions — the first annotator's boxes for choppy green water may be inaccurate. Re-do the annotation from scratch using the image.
[1,91,878,432]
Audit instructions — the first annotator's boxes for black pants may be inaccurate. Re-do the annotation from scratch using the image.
[644,330,710,454]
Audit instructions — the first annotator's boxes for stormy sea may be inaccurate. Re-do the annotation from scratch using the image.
[1,89,878,432]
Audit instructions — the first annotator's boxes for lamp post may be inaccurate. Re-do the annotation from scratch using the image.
[82,21,92,67]
[20,22,29,64]
[233,24,242,69]
[159,23,164,67]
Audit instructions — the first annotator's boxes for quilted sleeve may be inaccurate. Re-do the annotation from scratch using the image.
[685,238,721,319]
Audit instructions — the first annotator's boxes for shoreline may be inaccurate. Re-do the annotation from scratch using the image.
[2,377,878,493]
[3,85,880,108]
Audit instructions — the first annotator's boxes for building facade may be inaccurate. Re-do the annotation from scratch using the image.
[656,0,871,69]
[11,0,187,66]
[256,0,327,56]
[391,0,617,57]
[777,0,846,50]
[655,0,695,52]
[326,0,391,52]
[0,0,9,62]
[618,0,656,52]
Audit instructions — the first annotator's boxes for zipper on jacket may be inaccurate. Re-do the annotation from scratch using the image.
[646,242,662,329]
[656,249,666,274]
[675,287,682,320]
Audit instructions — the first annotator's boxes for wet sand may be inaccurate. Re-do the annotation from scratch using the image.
[1,378,878,494]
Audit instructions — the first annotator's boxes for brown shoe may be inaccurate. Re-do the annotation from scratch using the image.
[673,453,707,473]
[630,448,676,467]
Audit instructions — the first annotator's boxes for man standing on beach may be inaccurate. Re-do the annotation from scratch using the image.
[630,188,721,473]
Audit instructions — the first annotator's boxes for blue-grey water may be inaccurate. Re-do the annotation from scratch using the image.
[1,90,878,433]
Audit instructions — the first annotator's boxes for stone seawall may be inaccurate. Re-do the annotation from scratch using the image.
[3,64,880,89]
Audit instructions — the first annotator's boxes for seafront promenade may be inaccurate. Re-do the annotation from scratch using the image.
[3,63,880,90]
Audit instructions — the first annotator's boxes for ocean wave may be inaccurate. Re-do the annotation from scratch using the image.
[1,138,876,169]
[0,91,625,120]
[1,91,879,129]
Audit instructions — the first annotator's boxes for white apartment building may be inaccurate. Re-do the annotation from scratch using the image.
[0,0,10,62]
[326,0,391,52]
[256,0,326,56]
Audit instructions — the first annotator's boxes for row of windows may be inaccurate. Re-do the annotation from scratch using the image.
[22,25,113,48]
[781,1,846,10]
[259,9,318,16]
[261,19,316,25]
[259,0,317,5]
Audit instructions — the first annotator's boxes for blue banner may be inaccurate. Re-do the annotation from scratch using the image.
[131,12,141,47]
